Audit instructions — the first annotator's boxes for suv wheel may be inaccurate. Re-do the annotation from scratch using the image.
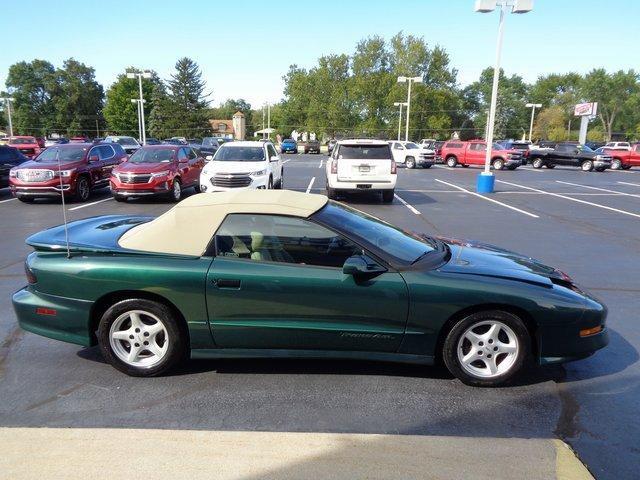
[532,158,544,169]
[406,157,416,169]
[581,160,594,172]
[97,298,186,377]
[382,189,394,203]
[446,156,458,168]
[611,159,622,170]
[326,183,337,199]
[268,176,273,189]
[442,310,530,387]
[74,176,91,202]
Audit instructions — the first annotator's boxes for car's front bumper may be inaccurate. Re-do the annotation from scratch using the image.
[200,173,269,192]
[505,159,522,167]
[13,286,94,347]
[594,161,611,169]
[10,183,73,198]
[110,177,172,197]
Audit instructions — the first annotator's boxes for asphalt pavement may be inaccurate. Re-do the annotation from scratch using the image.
[1,154,639,479]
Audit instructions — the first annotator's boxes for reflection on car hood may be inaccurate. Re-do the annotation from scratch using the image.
[14,159,86,170]
[205,161,265,173]
[438,237,564,285]
[115,162,172,174]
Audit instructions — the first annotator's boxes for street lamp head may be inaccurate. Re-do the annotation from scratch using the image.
[474,0,496,12]
[126,72,136,79]
[474,0,533,13]
[512,0,533,13]
[397,76,407,83]
[142,71,152,79]
[130,99,138,104]
[525,103,542,108]
[393,102,409,106]
[411,76,423,83]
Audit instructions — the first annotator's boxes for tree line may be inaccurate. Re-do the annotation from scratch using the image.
[2,33,639,142]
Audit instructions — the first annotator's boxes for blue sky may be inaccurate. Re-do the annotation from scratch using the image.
[2,0,638,107]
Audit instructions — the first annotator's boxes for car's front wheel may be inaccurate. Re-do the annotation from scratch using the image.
[169,178,182,202]
[406,157,416,169]
[446,156,458,168]
[97,298,186,377]
[442,310,529,387]
[73,176,91,202]
[492,158,505,170]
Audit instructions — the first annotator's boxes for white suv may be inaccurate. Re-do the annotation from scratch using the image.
[200,141,283,192]
[325,139,396,203]
[604,142,631,151]
[389,140,435,169]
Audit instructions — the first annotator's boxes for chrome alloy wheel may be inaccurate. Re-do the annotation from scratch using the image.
[457,320,519,378]
[109,310,169,368]
[172,180,181,200]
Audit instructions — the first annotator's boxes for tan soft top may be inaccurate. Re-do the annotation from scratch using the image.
[119,190,328,256]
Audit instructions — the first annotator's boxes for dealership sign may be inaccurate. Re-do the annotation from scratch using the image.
[574,102,598,117]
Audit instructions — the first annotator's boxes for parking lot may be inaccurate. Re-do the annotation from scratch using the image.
[1,154,639,479]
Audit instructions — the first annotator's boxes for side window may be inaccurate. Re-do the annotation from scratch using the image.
[187,148,197,159]
[88,147,100,160]
[267,144,278,159]
[215,214,363,268]
[393,143,402,150]
[98,145,115,160]
[177,148,188,161]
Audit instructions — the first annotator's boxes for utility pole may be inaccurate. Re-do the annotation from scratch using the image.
[1,96,15,137]
[127,70,152,144]
[393,102,408,141]
[397,76,422,142]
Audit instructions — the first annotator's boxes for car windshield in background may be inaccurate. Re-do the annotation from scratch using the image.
[114,137,138,146]
[338,145,390,159]
[214,146,265,162]
[405,143,419,149]
[578,145,595,152]
[10,138,36,145]
[314,202,435,264]
[492,143,504,150]
[202,137,219,147]
[129,148,174,163]
[35,146,87,162]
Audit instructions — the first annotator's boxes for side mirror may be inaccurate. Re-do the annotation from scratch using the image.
[205,155,213,161]
[89,155,99,162]
[342,255,386,277]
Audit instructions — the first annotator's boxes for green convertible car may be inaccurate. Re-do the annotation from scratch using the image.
[13,190,608,386]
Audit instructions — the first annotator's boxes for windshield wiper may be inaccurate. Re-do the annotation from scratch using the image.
[411,250,432,265]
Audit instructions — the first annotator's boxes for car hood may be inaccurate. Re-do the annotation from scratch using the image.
[115,162,174,174]
[11,143,39,149]
[14,159,86,170]
[437,237,565,286]
[204,161,265,174]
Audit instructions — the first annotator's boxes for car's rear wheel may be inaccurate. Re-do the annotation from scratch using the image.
[611,159,622,170]
[73,176,91,202]
[267,176,273,189]
[581,160,594,172]
[97,298,186,377]
[446,156,458,168]
[622,164,632,170]
[382,189,394,203]
[442,310,529,387]
[532,158,544,169]
[545,164,555,169]
[276,171,283,189]
[406,157,416,169]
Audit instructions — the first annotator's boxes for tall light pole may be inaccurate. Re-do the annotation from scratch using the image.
[525,102,542,141]
[397,76,422,141]
[131,99,143,141]
[474,0,533,193]
[127,70,152,144]
[393,102,408,141]
[1,96,15,137]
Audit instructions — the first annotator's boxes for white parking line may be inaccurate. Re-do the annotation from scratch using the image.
[282,159,291,164]
[520,167,545,173]
[497,179,640,219]
[318,159,323,169]
[305,177,315,193]
[68,197,113,211]
[618,181,640,187]
[0,198,17,204]
[434,179,539,218]
[393,193,421,215]
[556,180,640,198]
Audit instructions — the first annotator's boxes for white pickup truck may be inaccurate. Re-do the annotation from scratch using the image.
[388,141,435,169]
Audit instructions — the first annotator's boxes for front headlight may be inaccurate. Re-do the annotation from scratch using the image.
[250,169,266,176]
[151,170,170,178]
[9,169,18,178]
[595,155,603,160]
[59,169,75,177]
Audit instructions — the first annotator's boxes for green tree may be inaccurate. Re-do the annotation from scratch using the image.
[103,69,159,137]
[580,69,639,140]
[533,105,568,141]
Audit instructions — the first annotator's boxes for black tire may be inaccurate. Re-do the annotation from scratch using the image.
[622,164,632,170]
[97,298,186,377]
[446,156,458,168]
[545,164,555,169]
[610,159,622,170]
[423,164,432,169]
[581,160,594,172]
[382,189,394,203]
[112,194,127,203]
[442,310,530,387]
[18,197,35,203]
[168,178,182,202]
[595,167,605,172]
[73,175,91,202]
[507,165,517,171]
[268,176,273,189]
[275,171,283,189]
[406,157,416,169]
[532,158,544,169]
[326,184,337,199]
[492,158,505,170]
[461,164,469,168]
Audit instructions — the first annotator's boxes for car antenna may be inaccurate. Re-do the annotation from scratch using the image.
[56,148,71,259]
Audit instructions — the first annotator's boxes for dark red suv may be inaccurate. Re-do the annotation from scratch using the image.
[9,143,127,203]
[110,145,204,202]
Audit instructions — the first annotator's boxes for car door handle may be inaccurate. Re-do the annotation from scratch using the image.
[211,278,241,289]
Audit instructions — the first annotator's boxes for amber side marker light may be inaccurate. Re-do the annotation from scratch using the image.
[36,307,57,316]
[580,325,603,337]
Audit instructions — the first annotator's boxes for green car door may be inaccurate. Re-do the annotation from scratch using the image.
[205,213,409,352]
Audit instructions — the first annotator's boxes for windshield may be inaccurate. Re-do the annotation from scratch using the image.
[313,202,435,264]
[214,146,265,162]
[283,139,295,143]
[10,137,36,145]
[405,142,419,149]
[202,137,219,147]
[337,144,391,159]
[34,146,87,162]
[111,137,138,146]
[492,143,503,150]
[129,148,175,163]
[578,145,594,152]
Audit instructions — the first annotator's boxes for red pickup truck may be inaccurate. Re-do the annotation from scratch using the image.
[9,142,127,203]
[605,143,640,170]
[440,140,523,170]
[7,136,41,159]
